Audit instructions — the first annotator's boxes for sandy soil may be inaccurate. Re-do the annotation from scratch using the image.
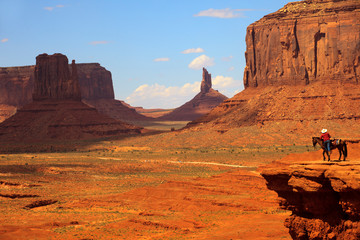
[0,148,292,240]
[1,134,358,239]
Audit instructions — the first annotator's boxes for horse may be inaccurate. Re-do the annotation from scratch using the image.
[312,137,347,161]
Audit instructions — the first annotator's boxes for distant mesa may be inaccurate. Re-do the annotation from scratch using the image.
[159,68,228,121]
[0,53,142,142]
[188,0,360,130]
[0,58,151,123]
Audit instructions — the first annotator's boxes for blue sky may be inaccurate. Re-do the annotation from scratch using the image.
[0,0,293,108]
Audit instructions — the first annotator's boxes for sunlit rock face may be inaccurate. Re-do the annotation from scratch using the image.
[243,0,360,88]
[262,161,360,240]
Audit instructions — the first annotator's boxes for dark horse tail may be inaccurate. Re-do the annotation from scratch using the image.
[343,140,348,158]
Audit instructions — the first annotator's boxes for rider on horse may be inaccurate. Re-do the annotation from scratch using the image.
[320,129,331,153]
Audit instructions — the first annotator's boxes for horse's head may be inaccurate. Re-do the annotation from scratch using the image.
[312,137,318,148]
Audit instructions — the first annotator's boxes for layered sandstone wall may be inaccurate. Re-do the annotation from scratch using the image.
[261,160,360,239]
[0,66,34,106]
[33,54,82,100]
[243,0,360,88]
[0,62,115,105]
[0,53,142,142]
[77,63,115,100]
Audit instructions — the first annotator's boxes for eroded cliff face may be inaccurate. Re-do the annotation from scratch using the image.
[0,66,34,106]
[0,62,114,104]
[0,61,150,123]
[33,54,82,101]
[261,159,360,239]
[0,53,142,142]
[187,0,360,133]
[243,0,360,88]
[77,63,115,100]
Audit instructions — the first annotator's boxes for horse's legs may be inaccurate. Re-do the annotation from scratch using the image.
[322,150,326,161]
[338,147,342,161]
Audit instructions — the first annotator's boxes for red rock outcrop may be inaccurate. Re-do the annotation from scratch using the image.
[0,53,142,142]
[243,0,360,88]
[0,66,34,106]
[0,66,34,122]
[200,67,212,93]
[33,54,81,101]
[77,63,151,122]
[0,62,151,123]
[261,153,360,240]
[187,0,360,132]
[159,68,228,121]
[77,63,114,100]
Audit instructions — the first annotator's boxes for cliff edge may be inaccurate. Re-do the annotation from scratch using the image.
[261,144,360,239]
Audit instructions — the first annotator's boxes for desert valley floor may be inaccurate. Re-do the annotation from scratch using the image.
[1,127,359,240]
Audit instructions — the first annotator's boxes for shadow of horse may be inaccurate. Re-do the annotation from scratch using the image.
[312,137,348,161]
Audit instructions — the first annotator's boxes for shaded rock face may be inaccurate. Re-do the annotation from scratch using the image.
[0,66,34,106]
[261,161,360,240]
[243,0,360,88]
[0,62,151,123]
[77,63,115,100]
[33,53,81,101]
[0,53,142,142]
[159,68,227,121]
[201,68,212,93]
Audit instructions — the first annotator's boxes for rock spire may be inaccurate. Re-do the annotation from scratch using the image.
[33,53,81,101]
[200,68,212,93]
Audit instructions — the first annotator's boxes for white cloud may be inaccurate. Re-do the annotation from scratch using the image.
[222,55,233,62]
[194,8,250,18]
[44,6,54,11]
[89,41,109,45]
[181,48,205,54]
[126,82,201,109]
[212,75,243,97]
[188,54,215,70]
[153,58,170,62]
[44,5,64,11]
[1,38,9,43]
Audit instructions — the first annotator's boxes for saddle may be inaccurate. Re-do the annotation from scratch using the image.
[331,139,340,146]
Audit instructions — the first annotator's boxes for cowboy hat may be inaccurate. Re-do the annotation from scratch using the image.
[321,129,327,133]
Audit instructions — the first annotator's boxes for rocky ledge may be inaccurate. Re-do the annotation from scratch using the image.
[261,160,360,239]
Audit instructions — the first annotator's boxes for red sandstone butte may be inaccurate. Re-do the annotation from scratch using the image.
[0,61,151,123]
[159,68,228,121]
[187,0,360,131]
[0,53,142,142]
[243,0,360,88]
